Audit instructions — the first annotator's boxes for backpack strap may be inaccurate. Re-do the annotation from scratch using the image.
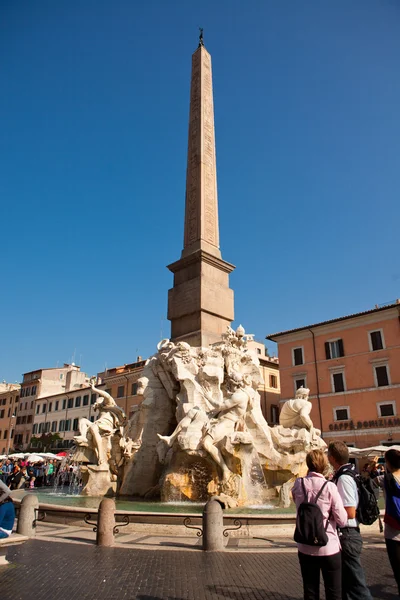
[300,478,308,501]
[314,480,329,503]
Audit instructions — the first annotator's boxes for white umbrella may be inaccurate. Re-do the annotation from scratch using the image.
[8,453,25,459]
[41,453,59,459]
[26,454,45,464]
[353,445,400,457]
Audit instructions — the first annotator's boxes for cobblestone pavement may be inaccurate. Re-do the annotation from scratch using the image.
[0,538,397,600]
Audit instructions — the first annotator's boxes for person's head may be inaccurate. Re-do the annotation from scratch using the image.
[385,449,400,473]
[328,441,349,470]
[306,449,328,474]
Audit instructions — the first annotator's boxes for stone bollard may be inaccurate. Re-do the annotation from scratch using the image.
[96,498,116,547]
[202,497,225,551]
[17,494,39,537]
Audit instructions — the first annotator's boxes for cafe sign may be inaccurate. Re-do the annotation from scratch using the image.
[329,418,400,432]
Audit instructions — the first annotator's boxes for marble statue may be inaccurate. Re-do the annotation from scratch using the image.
[74,380,126,466]
[73,325,326,504]
[279,387,319,434]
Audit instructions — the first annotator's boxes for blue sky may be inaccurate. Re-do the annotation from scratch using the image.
[1,1,399,382]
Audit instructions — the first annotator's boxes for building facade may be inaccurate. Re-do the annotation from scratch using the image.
[267,300,400,448]
[14,364,90,450]
[247,341,280,424]
[97,357,146,418]
[0,383,20,455]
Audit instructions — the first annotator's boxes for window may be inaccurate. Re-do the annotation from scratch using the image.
[75,396,81,408]
[32,424,38,434]
[51,421,57,432]
[0,410,3,419]
[334,407,349,421]
[16,417,21,425]
[7,408,11,418]
[25,402,28,411]
[131,383,138,396]
[36,405,40,415]
[293,347,304,366]
[91,394,97,405]
[332,372,345,393]
[21,416,27,424]
[62,399,66,410]
[117,386,125,398]
[42,404,46,414]
[67,398,73,409]
[256,348,261,355]
[30,401,33,409]
[38,422,44,434]
[48,402,52,412]
[83,395,89,406]
[65,419,71,431]
[271,405,279,424]
[25,433,29,443]
[325,339,344,360]
[73,418,79,431]
[59,373,64,380]
[375,365,389,387]
[295,378,306,391]
[44,422,50,433]
[378,402,395,418]
[25,387,31,396]
[27,415,32,424]
[55,401,59,411]
[59,420,65,432]
[31,385,37,395]
[370,330,384,351]
[269,374,278,389]
[21,388,25,398]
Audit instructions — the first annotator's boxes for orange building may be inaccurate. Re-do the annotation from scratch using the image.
[267,300,400,449]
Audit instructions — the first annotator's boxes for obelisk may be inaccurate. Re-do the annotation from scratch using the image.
[167,33,235,347]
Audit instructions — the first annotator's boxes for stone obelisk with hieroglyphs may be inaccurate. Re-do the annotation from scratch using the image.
[167,38,235,347]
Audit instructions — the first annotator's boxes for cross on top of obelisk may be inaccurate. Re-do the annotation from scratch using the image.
[198,27,204,47]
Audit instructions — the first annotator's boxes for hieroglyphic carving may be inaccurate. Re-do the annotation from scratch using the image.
[183,47,219,251]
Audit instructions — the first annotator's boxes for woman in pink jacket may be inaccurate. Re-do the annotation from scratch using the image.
[292,449,348,600]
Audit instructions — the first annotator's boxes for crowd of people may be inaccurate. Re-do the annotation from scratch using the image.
[293,442,400,600]
[0,457,59,490]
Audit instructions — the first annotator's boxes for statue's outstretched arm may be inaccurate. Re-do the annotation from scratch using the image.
[90,382,115,406]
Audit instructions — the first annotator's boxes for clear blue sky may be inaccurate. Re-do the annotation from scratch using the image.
[1,1,399,382]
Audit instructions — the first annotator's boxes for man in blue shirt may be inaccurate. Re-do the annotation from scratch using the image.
[0,479,15,539]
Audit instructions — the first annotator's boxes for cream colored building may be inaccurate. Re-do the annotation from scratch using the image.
[15,364,91,450]
[32,384,99,449]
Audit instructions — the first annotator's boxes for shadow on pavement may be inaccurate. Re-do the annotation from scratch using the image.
[208,585,301,599]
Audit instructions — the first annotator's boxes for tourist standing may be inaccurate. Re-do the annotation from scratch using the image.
[0,479,15,539]
[45,460,55,486]
[293,449,347,600]
[328,441,372,600]
[373,449,400,596]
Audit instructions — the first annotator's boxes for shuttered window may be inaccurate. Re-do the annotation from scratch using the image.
[325,339,344,360]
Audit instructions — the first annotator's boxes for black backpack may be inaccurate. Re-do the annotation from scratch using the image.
[337,469,380,526]
[294,479,331,546]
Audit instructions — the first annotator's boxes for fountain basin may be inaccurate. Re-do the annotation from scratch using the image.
[11,488,297,535]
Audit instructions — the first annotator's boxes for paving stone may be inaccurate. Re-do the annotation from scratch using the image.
[0,539,397,600]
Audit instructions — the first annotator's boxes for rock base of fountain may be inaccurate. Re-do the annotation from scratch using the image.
[80,464,115,497]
